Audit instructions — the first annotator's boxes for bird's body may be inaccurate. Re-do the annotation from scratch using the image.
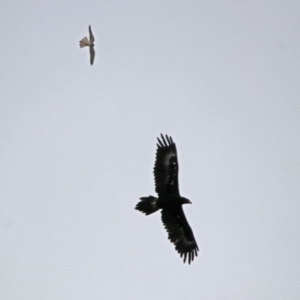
[79,25,95,65]
[158,195,191,209]
[135,134,199,264]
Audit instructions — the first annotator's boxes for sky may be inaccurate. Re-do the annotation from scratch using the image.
[1,1,300,299]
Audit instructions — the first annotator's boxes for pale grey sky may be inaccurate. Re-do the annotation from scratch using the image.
[1,1,300,299]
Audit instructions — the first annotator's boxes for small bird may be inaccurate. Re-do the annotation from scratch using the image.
[135,134,199,264]
[79,25,95,65]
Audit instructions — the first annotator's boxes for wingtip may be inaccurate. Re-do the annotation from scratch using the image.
[157,134,174,147]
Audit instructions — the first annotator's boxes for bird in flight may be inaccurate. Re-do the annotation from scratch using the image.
[79,25,95,65]
[135,134,199,264]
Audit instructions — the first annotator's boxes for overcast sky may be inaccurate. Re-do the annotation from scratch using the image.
[1,1,300,299]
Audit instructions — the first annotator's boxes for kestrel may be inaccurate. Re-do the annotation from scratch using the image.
[80,25,95,65]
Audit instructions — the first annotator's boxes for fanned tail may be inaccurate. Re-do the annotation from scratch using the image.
[135,196,159,215]
[80,37,90,48]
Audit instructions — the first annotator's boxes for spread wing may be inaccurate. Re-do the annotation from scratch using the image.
[161,207,199,264]
[154,134,179,197]
[89,46,95,65]
[89,25,95,43]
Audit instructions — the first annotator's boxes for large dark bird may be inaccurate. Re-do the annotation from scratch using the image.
[135,134,199,264]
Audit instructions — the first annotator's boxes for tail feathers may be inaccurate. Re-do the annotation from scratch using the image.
[80,37,90,48]
[135,196,159,215]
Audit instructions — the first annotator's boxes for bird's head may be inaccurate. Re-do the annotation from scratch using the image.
[181,197,192,205]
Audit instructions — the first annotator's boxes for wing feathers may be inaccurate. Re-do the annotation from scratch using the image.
[89,25,95,42]
[155,134,180,197]
[161,208,199,264]
[157,134,173,148]
[89,46,95,65]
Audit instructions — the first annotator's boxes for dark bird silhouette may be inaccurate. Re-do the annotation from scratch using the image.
[79,25,95,65]
[135,134,199,264]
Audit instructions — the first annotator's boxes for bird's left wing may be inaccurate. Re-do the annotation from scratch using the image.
[89,25,95,42]
[161,207,199,264]
[154,134,180,197]
[89,46,95,65]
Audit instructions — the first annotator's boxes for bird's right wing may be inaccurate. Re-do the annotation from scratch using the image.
[161,207,199,264]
